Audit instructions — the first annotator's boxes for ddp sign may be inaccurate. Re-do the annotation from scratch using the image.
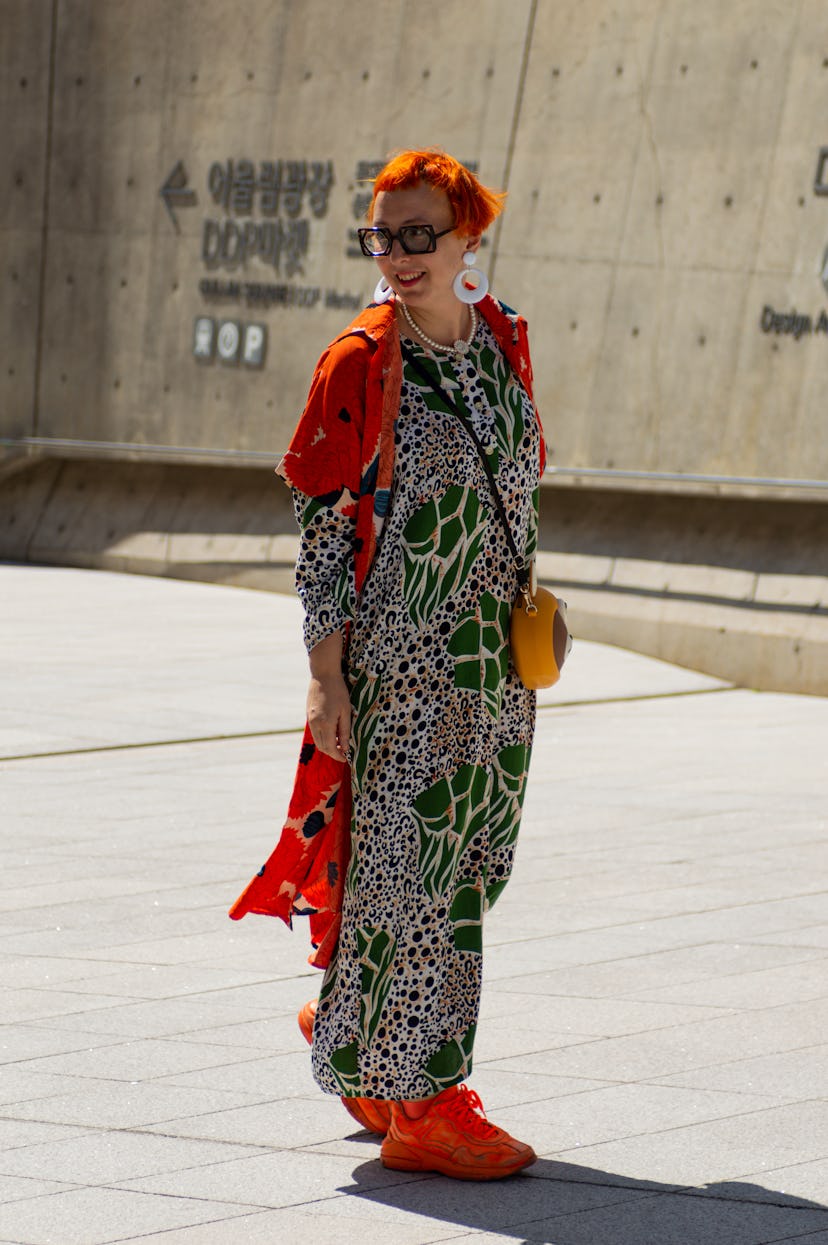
[158,156,396,371]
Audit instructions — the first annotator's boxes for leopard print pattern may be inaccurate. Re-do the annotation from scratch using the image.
[300,320,540,1101]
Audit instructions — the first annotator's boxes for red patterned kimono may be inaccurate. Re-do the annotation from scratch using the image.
[229,295,544,968]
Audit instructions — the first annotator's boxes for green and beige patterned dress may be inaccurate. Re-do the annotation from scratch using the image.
[293,319,540,1102]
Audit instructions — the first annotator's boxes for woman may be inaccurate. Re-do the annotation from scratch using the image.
[231,149,545,1180]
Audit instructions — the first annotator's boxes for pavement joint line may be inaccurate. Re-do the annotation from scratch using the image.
[541,684,737,710]
[0,685,738,765]
[0,726,302,765]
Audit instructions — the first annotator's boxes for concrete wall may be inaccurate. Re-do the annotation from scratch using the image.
[0,0,51,442]
[2,1,827,693]
[502,2,828,485]
[4,0,828,478]
[2,0,536,456]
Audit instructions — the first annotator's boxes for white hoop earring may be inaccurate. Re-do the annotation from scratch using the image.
[373,276,394,304]
[453,251,488,304]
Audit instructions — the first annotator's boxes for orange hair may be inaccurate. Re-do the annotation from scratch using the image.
[369,148,506,235]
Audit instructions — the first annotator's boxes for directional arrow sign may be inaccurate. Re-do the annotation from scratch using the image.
[159,160,197,232]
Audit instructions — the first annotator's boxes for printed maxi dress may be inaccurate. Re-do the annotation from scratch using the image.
[293,319,540,1102]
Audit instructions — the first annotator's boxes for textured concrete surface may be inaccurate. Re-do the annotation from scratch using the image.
[6,2,828,484]
[1,563,827,1244]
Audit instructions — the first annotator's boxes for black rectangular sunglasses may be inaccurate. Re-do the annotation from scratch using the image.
[357,224,454,256]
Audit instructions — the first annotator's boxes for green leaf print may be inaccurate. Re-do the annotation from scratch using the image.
[447,591,511,719]
[485,743,531,907]
[450,879,484,954]
[423,1023,477,1093]
[329,1039,361,1096]
[402,485,488,628]
[333,559,355,622]
[524,485,539,565]
[348,668,382,798]
[318,956,338,1008]
[476,342,526,464]
[357,926,397,1046]
[344,828,361,899]
[411,764,491,901]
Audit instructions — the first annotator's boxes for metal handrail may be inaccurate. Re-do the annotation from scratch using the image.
[3,437,828,494]
[545,465,828,493]
[0,437,279,467]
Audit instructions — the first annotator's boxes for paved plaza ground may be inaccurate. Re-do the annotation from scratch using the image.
[1,563,827,1245]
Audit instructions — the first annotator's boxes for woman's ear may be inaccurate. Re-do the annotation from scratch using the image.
[464,234,483,253]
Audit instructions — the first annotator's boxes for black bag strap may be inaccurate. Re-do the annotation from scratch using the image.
[399,341,531,599]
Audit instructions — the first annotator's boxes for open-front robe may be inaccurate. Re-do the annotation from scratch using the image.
[229,294,545,969]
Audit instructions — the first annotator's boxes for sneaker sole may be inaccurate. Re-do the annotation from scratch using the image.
[381,1138,537,1181]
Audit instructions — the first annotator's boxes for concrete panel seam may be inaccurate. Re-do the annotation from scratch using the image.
[638,1,667,272]
[745,6,801,281]
[489,0,539,289]
[32,0,59,439]
[726,6,801,410]
[584,9,663,432]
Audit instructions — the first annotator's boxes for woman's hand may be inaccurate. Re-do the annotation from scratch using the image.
[307,631,351,762]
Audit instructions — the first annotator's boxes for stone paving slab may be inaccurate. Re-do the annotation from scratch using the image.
[1,564,827,1244]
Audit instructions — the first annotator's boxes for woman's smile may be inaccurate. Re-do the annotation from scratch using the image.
[395,270,426,288]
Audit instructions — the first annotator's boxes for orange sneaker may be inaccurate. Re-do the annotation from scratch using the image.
[340,1095,393,1135]
[380,1085,536,1180]
[297,999,316,1046]
[296,1000,392,1137]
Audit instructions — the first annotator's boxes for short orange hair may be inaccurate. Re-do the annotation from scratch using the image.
[370,148,506,235]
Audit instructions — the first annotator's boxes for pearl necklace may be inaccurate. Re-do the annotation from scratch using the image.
[400,300,478,358]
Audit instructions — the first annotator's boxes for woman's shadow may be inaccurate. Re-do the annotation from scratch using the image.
[343,1153,828,1244]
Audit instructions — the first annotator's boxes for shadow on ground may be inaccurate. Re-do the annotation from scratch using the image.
[344,1157,828,1244]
